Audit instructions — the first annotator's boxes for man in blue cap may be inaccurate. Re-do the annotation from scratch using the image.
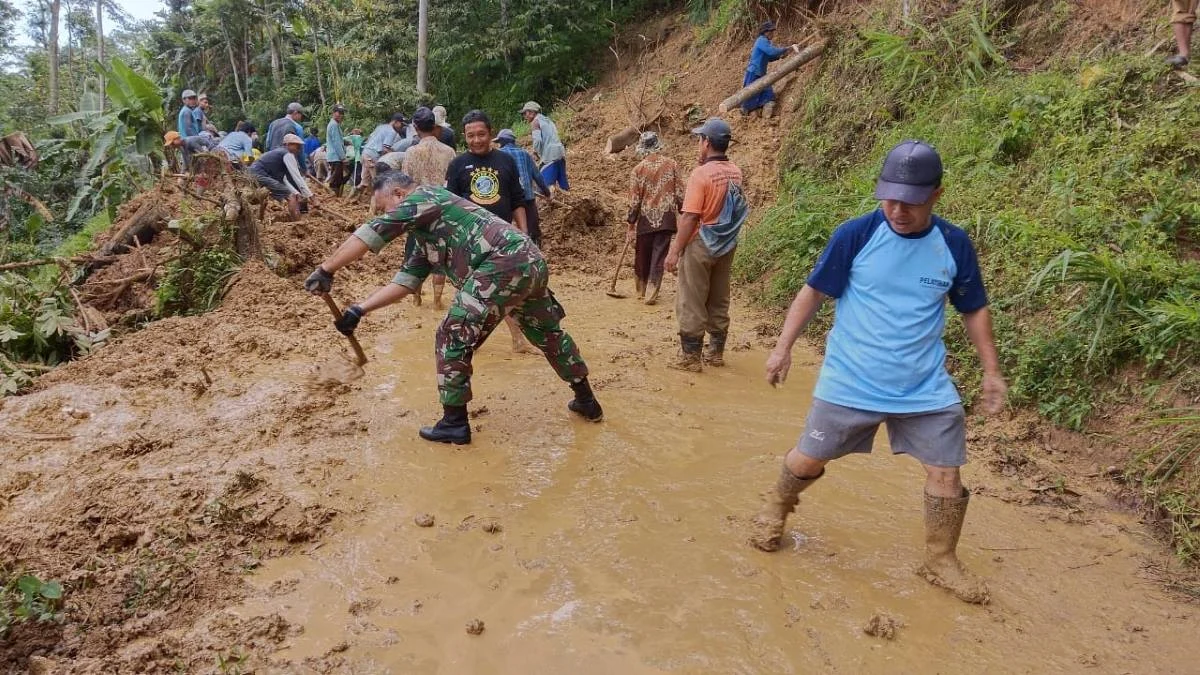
[740,21,800,118]
[747,140,1007,605]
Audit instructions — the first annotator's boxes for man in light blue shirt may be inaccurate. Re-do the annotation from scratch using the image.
[326,104,348,196]
[749,140,1008,606]
[356,113,406,195]
[177,89,202,137]
[520,101,569,195]
[217,122,256,165]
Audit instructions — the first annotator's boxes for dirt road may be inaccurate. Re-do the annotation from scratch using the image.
[2,262,1197,672]
[231,277,1198,673]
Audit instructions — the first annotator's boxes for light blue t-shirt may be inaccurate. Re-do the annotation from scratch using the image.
[806,209,988,413]
[363,123,401,160]
[217,131,254,162]
[326,119,346,161]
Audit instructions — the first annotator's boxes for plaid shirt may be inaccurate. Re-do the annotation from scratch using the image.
[498,144,549,201]
[353,185,536,290]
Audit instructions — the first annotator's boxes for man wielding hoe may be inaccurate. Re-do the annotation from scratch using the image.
[248,133,316,221]
[304,172,604,445]
[748,140,1007,605]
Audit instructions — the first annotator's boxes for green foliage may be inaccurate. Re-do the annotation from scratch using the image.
[48,56,164,223]
[0,272,105,394]
[155,247,241,318]
[0,571,66,639]
[1130,411,1200,564]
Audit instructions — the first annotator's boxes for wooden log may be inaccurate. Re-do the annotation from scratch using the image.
[605,126,641,154]
[0,256,119,272]
[717,41,826,114]
[98,201,168,258]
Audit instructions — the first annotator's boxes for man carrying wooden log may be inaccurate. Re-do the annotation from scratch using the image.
[740,21,800,118]
[748,140,1007,605]
[304,172,604,445]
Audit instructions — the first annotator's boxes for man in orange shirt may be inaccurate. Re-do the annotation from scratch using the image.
[665,118,746,371]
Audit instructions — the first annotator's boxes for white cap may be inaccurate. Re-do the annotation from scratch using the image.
[282,133,304,146]
[181,89,197,100]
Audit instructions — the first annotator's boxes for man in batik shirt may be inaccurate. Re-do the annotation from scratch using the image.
[304,172,604,446]
[626,132,683,305]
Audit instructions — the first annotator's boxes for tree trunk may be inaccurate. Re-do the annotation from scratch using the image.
[717,41,826,113]
[416,0,428,94]
[308,14,326,106]
[95,0,103,109]
[49,0,61,113]
[262,3,282,90]
[605,126,640,154]
[221,23,247,113]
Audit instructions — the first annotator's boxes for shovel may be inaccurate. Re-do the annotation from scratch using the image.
[320,293,368,366]
[606,239,632,299]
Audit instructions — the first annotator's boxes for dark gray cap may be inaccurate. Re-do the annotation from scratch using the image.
[286,102,304,114]
[412,106,436,130]
[760,20,776,34]
[332,103,347,113]
[874,140,943,205]
[691,117,732,143]
[492,128,517,144]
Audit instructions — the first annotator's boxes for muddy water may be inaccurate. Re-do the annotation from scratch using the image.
[241,275,1197,674]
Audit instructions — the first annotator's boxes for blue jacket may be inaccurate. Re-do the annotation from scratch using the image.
[746,35,789,79]
[498,143,549,201]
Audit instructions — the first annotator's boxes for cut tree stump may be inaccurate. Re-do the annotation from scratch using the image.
[605,126,641,154]
[717,41,826,114]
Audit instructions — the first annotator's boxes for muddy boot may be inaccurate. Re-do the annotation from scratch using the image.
[645,280,661,306]
[917,488,991,604]
[419,404,471,445]
[635,277,646,301]
[762,101,776,119]
[703,332,727,367]
[748,466,823,552]
[567,378,604,422]
[668,334,704,372]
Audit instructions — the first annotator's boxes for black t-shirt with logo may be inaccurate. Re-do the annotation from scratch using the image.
[445,149,525,224]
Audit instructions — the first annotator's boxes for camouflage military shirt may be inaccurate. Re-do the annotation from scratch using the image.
[352,185,539,291]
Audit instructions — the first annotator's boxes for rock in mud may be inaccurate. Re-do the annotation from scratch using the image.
[466,619,485,635]
[863,612,901,640]
[481,520,502,534]
[413,513,435,527]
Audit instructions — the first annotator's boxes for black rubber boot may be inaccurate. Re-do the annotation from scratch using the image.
[704,332,727,367]
[419,404,471,445]
[567,378,604,422]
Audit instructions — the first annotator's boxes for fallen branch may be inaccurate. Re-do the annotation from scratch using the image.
[7,432,74,441]
[718,41,827,113]
[0,256,120,272]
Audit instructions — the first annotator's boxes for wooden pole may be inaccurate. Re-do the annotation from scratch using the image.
[717,41,826,114]
[416,0,429,94]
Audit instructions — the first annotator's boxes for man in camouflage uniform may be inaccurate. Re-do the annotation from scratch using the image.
[305,172,604,445]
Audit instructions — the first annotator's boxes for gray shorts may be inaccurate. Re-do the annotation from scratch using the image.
[797,398,967,468]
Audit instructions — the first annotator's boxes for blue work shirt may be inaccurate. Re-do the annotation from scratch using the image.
[498,144,549,201]
[217,131,254,162]
[326,119,346,161]
[363,124,401,160]
[177,105,202,137]
[746,35,789,79]
[806,210,988,413]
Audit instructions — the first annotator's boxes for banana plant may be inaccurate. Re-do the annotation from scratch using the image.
[48,56,165,222]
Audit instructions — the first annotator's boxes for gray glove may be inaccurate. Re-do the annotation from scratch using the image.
[305,266,333,294]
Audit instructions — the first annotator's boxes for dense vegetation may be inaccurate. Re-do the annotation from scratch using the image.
[734,1,1199,561]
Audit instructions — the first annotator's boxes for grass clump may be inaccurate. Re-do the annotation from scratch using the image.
[737,0,1200,559]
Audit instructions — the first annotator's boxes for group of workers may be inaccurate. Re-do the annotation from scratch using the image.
[161,17,1013,607]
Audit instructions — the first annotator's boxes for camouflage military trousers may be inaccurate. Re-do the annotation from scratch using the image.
[435,256,589,406]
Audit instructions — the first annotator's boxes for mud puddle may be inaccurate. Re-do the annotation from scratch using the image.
[229,274,1197,674]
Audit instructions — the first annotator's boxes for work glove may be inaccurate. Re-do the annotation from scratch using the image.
[305,266,333,294]
[335,304,364,336]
